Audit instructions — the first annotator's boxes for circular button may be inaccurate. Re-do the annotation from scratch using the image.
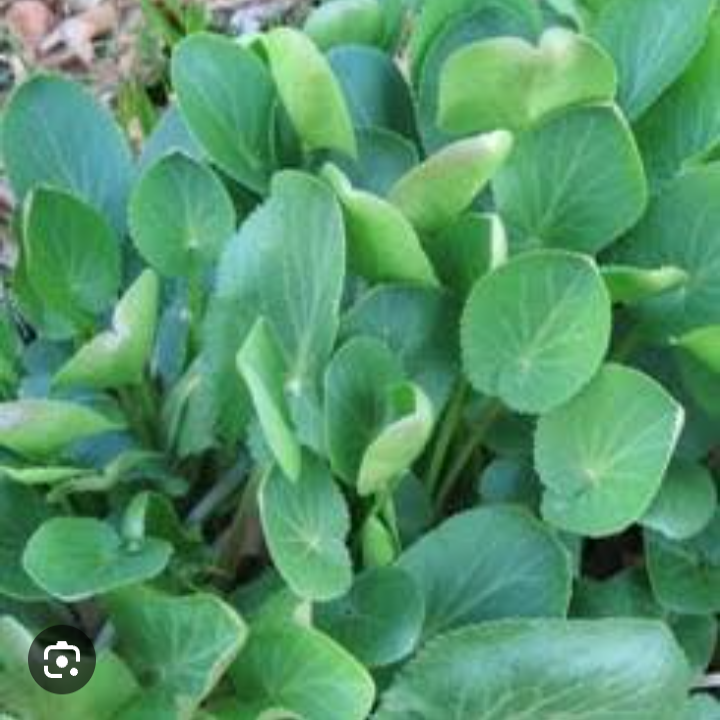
[28,625,96,694]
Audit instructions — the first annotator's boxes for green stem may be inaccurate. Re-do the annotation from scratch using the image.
[435,399,505,514]
[425,379,469,497]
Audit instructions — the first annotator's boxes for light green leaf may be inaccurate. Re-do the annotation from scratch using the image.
[494,105,647,253]
[1,74,133,233]
[397,506,571,639]
[591,0,714,120]
[536,364,684,537]
[0,399,122,460]
[172,32,277,193]
[305,0,385,50]
[323,164,438,286]
[231,623,375,720]
[264,28,356,156]
[616,164,720,338]
[130,152,235,277]
[0,465,90,486]
[674,325,720,375]
[376,619,690,720]
[361,514,397,569]
[54,269,160,390]
[23,517,172,601]
[646,513,720,614]
[636,13,720,186]
[642,461,717,541]
[389,131,513,233]
[23,187,121,330]
[439,27,616,134]
[237,318,301,481]
[602,264,689,305]
[461,250,611,414]
[260,457,352,601]
[315,567,424,667]
[108,587,247,708]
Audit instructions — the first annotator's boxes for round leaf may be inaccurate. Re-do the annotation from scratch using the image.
[536,364,684,537]
[461,250,611,414]
[305,0,385,50]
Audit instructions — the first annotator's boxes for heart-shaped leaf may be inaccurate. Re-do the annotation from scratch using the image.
[23,187,121,332]
[172,33,277,193]
[323,164,438,286]
[315,566,424,667]
[0,399,122,460]
[130,152,236,278]
[397,506,572,638]
[264,27,356,156]
[2,74,133,234]
[536,364,684,537]
[236,318,301,481]
[493,105,647,253]
[54,269,160,390]
[439,27,616,134]
[461,250,611,414]
[260,456,352,601]
[389,131,513,233]
[602,264,689,305]
[376,619,690,719]
[23,517,172,601]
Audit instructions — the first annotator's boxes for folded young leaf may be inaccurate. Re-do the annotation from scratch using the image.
[674,325,720,375]
[2,74,133,234]
[305,0,385,51]
[264,27,357,157]
[602,264,689,305]
[23,517,172,601]
[461,250,611,414]
[376,619,690,719]
[130,152,236,278]
[0,399,123,460]
[237,318,301,481]
[536,364,684,537]
[172,33,277,193]
[397,506,572,638]
[439,27,616,134]
[389,131,513,233]
[494,104,647,253]
[54,269,160,390]
[260,457,352,601]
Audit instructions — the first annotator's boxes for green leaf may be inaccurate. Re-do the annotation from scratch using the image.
[0,465,90,486]
[305,0,385,51]
[231,622,375,720]
[642,460,717,541]
[108,587,247,708]
[602,264,689,305]
[361,515,397,569]
[439,27,616,134]
[130,152,235,277]
[23,187,121,330]
[424,212,507,297]
[0,480,50,600]
[260,457,352,601]
[674,325,720,375]
[23,517,172,601]
[236,318,301,481]
[461,250,611,414]
[315,567,424,667]
[389,131,513,233]
[341,285,459,411]
[635,13,720,186]
[616,164,720,338]
[323,165,438,286]
[590,0,714,120]
[54,269,160,390]
[397,506,571,639]
[536,364,684,537]
[376,619,690,719]
[646,513,720,614]
[264,28,356,156]
[138,104,204,172]
[0,399,122,460]
[2,74,133,233]
[172,32,277,193]
[328,46,417,138]
[493,105,647,253]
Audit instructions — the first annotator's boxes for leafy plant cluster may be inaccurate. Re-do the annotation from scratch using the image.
[0,0,719,717]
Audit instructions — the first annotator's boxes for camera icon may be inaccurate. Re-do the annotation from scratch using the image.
[44,640,81,679]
